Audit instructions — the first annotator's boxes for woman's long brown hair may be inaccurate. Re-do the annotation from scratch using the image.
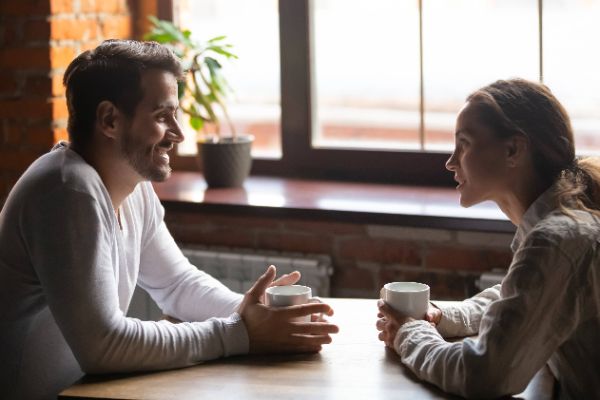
[467,78,600,218]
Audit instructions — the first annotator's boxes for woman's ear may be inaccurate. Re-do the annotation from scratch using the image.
[505,134,529,168]
[96,100,122,140]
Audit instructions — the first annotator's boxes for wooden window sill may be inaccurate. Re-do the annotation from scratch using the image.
[153,172,515,233]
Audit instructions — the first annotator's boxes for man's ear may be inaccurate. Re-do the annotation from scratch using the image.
[96,100,122,140]
[505,134,528,168]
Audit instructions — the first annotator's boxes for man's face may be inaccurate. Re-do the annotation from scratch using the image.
[119,69,184,182]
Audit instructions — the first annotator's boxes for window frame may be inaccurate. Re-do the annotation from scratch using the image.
[167,0,468,186]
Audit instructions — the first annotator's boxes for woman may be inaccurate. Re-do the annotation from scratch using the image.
[376,79,600,399]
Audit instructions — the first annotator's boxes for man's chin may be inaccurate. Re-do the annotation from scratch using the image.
[138,166,171,182]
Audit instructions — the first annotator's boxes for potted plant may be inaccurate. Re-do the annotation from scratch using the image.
[145,16,254,188]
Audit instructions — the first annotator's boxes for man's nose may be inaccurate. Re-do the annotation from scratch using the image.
[170,120,185,143]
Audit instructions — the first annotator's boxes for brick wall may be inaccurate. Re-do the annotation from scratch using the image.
[165,210,514,300]
[0,0,132,203]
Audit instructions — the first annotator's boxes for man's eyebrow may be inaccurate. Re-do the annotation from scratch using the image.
[153,102,178,111]
[455,129,468,137]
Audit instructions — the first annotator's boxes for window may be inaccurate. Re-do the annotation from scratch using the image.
[170,0,600,184]
[175,0,281,158]
[543,0,600,154]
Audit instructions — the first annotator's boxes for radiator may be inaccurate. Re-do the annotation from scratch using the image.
[128,247,333,320]
[182,246,333,296]
[476,269,506,291]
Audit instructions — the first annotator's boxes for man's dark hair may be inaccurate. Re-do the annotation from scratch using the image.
[63,39,183,148]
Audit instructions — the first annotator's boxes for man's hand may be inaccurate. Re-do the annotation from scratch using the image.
[239,265,339,354]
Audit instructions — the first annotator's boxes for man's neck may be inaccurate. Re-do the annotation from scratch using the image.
[71,141,140,211]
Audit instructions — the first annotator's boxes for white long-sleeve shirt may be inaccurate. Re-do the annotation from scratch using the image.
[394,187,600,399]
[0,144,247,399]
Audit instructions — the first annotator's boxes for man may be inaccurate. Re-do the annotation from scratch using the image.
[0,40,338,399]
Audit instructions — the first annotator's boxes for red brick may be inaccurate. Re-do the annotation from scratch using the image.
[50,0,73,13]
[424,246,512,272]
[2,121,23,145]
[0,47,49,69]
[164,212,279,230]
[0,149,41,170]
[0,99,51,118]
[169,226,256,248]
[50,46,77,69]
[24,19,50,42]
[51,98,69,119]
[51,18,98,41]
[337,237,422,265]
[0,0,50,16]
[0,75,19,95]
[257,231,333,254]
[79,40,102,53]
[53,127,68,143]
[0,20,22,46]
[100,15,131,39]
[331,266,377,294]
[379,268,473,301]
[51,74,65,96]
[28,125,55,147]
[283,219,365,235]
[80,0,124,14]
[23,75,52,97]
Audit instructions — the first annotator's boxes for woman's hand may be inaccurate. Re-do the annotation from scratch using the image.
[376,301,441,349]
[376,299,415,348]
[425,303,442,326]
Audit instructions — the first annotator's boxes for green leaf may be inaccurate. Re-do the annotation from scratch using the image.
[177,81,186,99]
[207,35,227,43]
[189,116,204,131]
[144,17,237,134]
[207,46,238,59]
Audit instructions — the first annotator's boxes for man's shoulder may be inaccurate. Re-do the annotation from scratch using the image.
[8,144,107,207]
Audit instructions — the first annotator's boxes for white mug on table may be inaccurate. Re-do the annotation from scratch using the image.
[380,281,430,319]
[265,285,320,322]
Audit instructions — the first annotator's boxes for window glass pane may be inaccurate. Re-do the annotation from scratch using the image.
[176,0,281,158]
[422,0,539,151]
[544,0,600,155]
[312,0,421,150]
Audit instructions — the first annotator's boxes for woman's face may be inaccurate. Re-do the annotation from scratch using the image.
[446,101,512,207]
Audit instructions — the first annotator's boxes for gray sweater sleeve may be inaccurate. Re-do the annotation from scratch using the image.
[24,187,248,374]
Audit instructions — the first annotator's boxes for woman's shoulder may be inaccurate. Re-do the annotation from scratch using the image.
[528,209,600,256]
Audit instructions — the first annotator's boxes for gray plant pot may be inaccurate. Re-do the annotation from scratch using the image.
[197,135,254,188]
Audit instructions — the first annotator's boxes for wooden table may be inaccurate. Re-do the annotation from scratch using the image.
[59,298,554,399]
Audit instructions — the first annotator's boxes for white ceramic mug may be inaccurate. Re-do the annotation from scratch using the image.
[265,285,319,322]
[380,282,430,319]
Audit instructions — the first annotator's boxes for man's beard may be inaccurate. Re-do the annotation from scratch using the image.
[119,131,171,182]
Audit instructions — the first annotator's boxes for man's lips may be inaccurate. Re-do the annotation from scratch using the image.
[155,142,173,163]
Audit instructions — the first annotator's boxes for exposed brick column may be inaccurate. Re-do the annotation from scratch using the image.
[0,0,132,204]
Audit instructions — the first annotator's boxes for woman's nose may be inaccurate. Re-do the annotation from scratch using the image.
[445,153,457,171]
